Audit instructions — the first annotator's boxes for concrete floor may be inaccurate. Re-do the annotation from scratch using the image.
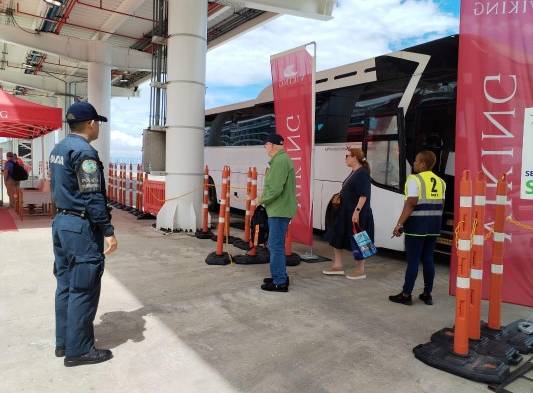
[1,207,531,393]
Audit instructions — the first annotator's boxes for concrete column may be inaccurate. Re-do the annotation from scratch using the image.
[57,96,68,141]
[87,42,112,178]
[156,0,207,231]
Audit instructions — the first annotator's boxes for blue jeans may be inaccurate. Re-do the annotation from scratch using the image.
[402,235,437,295]
[268,217,290,285]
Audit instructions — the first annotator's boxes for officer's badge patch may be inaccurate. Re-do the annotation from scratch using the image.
[77,159,101,193]
[82,160,98,174]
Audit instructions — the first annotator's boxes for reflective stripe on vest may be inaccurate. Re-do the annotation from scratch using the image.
[404,172,445,236]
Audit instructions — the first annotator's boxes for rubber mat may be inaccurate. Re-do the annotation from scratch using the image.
[0,208,17,232]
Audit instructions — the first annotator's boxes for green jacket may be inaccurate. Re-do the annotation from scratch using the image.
[260,150,297,218]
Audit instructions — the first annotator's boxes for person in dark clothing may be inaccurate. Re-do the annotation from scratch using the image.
[323,147,374,280]
[389,151,445,306]
[3,151,19,208]
[50,101,117,367]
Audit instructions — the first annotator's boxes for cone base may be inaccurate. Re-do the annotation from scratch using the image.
[234,247,269,265]
[431,328,522,365]
[205,252,231,266]
[231,238,250,250]
[136,213,156,220]
[195,229,213,240]
[413,341,509,384]
[481,320,533,354]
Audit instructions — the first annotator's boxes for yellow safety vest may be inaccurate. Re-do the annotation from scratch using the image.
[404,171,446,236]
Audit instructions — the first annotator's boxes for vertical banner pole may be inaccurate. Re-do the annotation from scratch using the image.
[0,147,3,206]
[303,41,318,260]
[270,42,316,258]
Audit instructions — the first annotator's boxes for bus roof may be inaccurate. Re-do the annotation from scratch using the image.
[206,35,458,116]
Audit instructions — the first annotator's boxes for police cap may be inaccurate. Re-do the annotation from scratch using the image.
[66,101,108,124]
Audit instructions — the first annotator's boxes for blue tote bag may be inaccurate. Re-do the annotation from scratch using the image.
[351,224,377,260]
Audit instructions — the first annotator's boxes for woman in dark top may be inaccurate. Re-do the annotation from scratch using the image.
[323,147,374,280]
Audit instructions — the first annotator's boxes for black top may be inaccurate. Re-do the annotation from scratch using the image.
[325,167,374,250]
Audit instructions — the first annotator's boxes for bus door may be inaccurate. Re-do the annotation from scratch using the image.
[361,110,407,251]
[362,109,406,192]
[413,102,456,257]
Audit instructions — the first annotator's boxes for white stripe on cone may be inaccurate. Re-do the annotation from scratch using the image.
[473,235,484,246]
[471,269,483,280]
[460,196,472,208]
[456,277,470,289]
[458,239,471,251]
[474,195,486,206]
[493,232,505,243]
[496,195,507,205]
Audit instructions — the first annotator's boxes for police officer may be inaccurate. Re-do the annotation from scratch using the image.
[389,150,446,306]
[50,101,118,367]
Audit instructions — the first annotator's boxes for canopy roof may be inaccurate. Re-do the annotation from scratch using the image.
[0,90,62,139]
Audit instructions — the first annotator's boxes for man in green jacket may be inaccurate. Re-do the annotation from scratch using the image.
[260,134,297,292]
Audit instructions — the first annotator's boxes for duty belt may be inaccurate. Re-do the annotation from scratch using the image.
[58,208,87,219]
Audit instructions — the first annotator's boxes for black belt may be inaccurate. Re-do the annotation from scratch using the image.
[58,208,87,219]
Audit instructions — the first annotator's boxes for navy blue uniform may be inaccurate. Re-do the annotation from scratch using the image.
[50,134,113,357]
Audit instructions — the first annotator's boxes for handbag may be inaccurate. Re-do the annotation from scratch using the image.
[331,192,341,207]
[351,224,377,260]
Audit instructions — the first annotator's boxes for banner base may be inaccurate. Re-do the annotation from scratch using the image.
[300,249,331,263]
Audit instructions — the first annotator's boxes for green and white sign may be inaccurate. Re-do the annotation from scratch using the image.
[521,108,533,199]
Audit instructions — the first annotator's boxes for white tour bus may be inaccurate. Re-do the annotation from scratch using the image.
[205,35,458,255]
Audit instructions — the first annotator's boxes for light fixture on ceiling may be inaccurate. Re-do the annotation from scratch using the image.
[43,0,63,6]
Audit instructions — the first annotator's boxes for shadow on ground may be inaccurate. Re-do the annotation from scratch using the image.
[95,307,148,349]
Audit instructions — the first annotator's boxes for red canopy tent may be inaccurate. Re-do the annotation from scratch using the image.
[0,90,62,139]
[0,90,62,205]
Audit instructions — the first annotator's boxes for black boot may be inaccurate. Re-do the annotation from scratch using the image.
[419,292,433,305]
[388,292,413,305]
[64,348,113,367]
[261,281,289,292]
[263,276,290,285]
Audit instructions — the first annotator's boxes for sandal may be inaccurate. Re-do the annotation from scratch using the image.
[345,272,366,280]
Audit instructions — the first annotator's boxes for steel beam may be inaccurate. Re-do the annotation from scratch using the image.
[219,0,335,20]
[0,68,139,97]
[0,24,152,71]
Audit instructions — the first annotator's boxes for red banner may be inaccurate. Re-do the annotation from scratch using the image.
[452,1,533,306]
[270,47,315,245]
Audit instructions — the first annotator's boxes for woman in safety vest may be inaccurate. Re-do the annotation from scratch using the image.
[390,150,446,305]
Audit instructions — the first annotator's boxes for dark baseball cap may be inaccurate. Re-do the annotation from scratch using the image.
[66,101,108,124]
[264,134,284,145]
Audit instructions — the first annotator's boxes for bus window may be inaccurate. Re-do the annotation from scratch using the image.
[315,85,362,144]
[205,104,275,146]
[363,113,404,192]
